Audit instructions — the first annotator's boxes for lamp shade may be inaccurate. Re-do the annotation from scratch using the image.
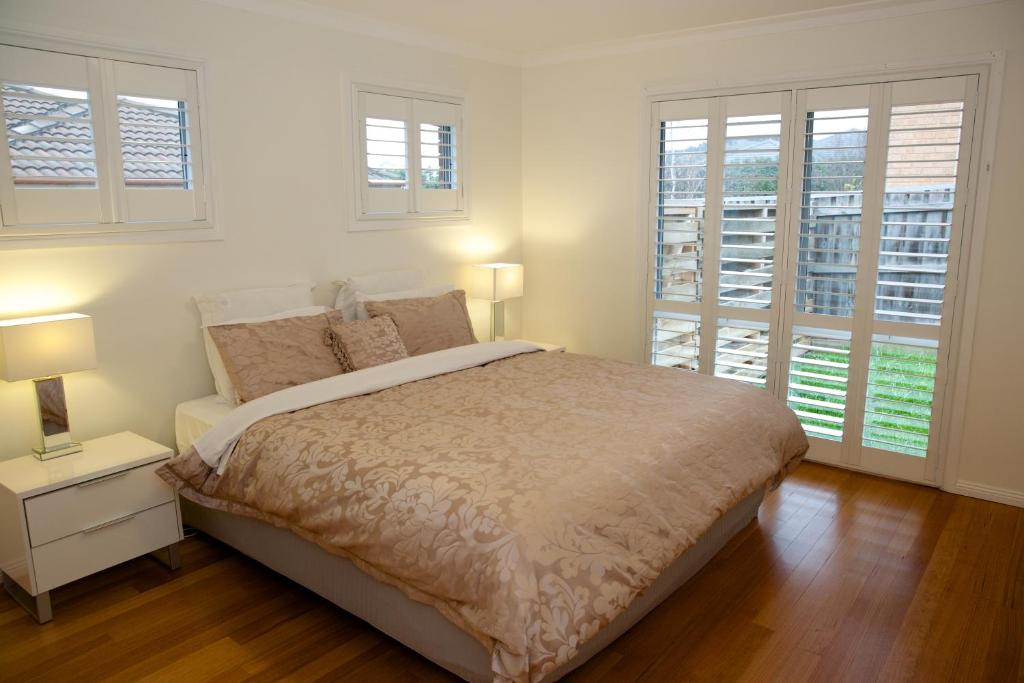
[470,263,524,302]
[0,313,97,382]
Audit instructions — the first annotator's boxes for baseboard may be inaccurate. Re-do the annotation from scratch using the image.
[947,480,1024,508]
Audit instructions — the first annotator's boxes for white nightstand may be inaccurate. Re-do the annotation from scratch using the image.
[514,340,566,352]
[0,432,183,623]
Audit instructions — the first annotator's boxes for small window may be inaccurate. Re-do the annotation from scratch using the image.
[0,42,212,239]
[419,123,456,190]
[365,117,408,190]
[353,84,466,227]
[117,95,192,190]
[4,83,97,189]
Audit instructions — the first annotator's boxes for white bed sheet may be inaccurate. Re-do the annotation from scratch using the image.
[175,394,233,454]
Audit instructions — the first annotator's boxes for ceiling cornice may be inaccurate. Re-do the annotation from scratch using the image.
[203,0,1006,69]
[521,0,1008,66]
[203,0,523,66]
[524,0,1003,66]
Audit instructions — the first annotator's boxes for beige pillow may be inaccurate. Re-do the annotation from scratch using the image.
[365,289,477,356]
[208,313,344,403]
[327,316,409,371]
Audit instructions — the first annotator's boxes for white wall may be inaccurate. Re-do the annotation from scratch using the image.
[521,2,1024,500]
[0,0,523,458]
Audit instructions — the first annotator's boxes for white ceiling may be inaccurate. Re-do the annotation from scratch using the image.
[299,0,896,57]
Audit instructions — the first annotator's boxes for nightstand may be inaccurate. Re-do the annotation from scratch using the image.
[514,340,566,352]
[0,432,183,623]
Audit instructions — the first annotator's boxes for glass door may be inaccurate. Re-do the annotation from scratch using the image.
[649,74,980,484]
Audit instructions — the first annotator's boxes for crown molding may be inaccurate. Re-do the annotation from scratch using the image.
[521,0,1008,67]
[202,0,523,66]
[24,0,998,70]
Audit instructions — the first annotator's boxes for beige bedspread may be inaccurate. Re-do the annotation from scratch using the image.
[159,351,807,682]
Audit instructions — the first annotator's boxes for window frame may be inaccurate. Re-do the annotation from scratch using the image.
[639,57,1003,492]
[349,81,469,231]
[0,30,218,246]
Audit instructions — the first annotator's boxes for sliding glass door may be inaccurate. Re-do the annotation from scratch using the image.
[648,75,979,484]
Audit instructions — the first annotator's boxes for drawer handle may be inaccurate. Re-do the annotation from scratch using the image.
[77,471,130,488]
[82,513,137,534]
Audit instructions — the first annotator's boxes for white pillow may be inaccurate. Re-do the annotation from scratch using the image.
[333,269,422,320]
[193,283,316,404]
[354,285,454,320]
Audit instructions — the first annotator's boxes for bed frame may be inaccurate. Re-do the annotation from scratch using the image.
[181,487,765,682]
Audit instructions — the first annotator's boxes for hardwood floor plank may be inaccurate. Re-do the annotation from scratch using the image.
[1,462,1021,682]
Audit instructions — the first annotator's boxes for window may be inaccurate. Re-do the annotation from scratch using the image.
[647,75,980,484]
[0,42,210,237]
[353,85,465,226]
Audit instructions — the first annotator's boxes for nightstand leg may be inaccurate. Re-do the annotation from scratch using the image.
[1,572,52,624]
[149,543,181,571]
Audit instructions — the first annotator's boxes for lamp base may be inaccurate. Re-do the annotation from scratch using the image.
[33,376,80,460]
[33,442,83,461]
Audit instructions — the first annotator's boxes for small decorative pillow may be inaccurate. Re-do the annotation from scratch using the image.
[207,312,344,403]
[326,316,409,371]
[364,289,477,356]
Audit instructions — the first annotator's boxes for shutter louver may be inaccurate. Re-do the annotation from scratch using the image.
[4,84,97,188]
[787,328,851,441]
[117,96,192,190]
[719,114,781,309]
[862,337,937,456]
[656,117,708,303]
[651,313,700,370]
[365,117,409,190]
[874,102,963,325]
[714,319,769,386]
[794,108,869,318]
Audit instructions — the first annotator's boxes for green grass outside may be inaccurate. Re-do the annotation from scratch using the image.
[788,342,936,457]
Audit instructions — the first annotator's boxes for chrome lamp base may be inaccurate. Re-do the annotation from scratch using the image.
[32,375,81,460]
[33,442,83,461]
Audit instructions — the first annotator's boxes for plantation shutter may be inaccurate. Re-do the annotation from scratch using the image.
[855,76,975,480]
[414,98,461,213]
[648,74,980,484]
[649,92,789,390]
[359,91,412,216]
[113,60,205,223]
[0,44,104,226]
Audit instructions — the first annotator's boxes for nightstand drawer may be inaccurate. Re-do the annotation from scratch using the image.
[31,501,180,592]
[24,460,174,547]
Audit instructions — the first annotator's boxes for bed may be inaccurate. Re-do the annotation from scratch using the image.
[163,342,807,682]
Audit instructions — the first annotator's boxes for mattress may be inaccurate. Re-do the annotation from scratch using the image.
[174,394,232,454]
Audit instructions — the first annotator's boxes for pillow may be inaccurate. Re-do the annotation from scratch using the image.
[326,316,409,371]
[207,312,344,403]
[353,284,453,320]
[365,290,477,356]
[194,283,316,404]
[333,269,422,320]
[201,305,327,406]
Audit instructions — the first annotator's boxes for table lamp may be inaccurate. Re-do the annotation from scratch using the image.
[470,263,524,342]
[0,313,97,460]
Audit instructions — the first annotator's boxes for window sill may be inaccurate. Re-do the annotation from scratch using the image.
[0,220,222,248]
[349,213,470,232]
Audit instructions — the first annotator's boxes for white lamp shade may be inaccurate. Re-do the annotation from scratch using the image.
[470,263,524,301]
[0,313,97,382]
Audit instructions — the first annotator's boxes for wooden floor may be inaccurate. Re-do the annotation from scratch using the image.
[2,462,1022,682]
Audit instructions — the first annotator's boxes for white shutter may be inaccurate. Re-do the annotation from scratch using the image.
[647,74,980,485]
[113,61,205,223]
[414,98,460,213]
[0,45,103,226]
[359,91,412,216]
